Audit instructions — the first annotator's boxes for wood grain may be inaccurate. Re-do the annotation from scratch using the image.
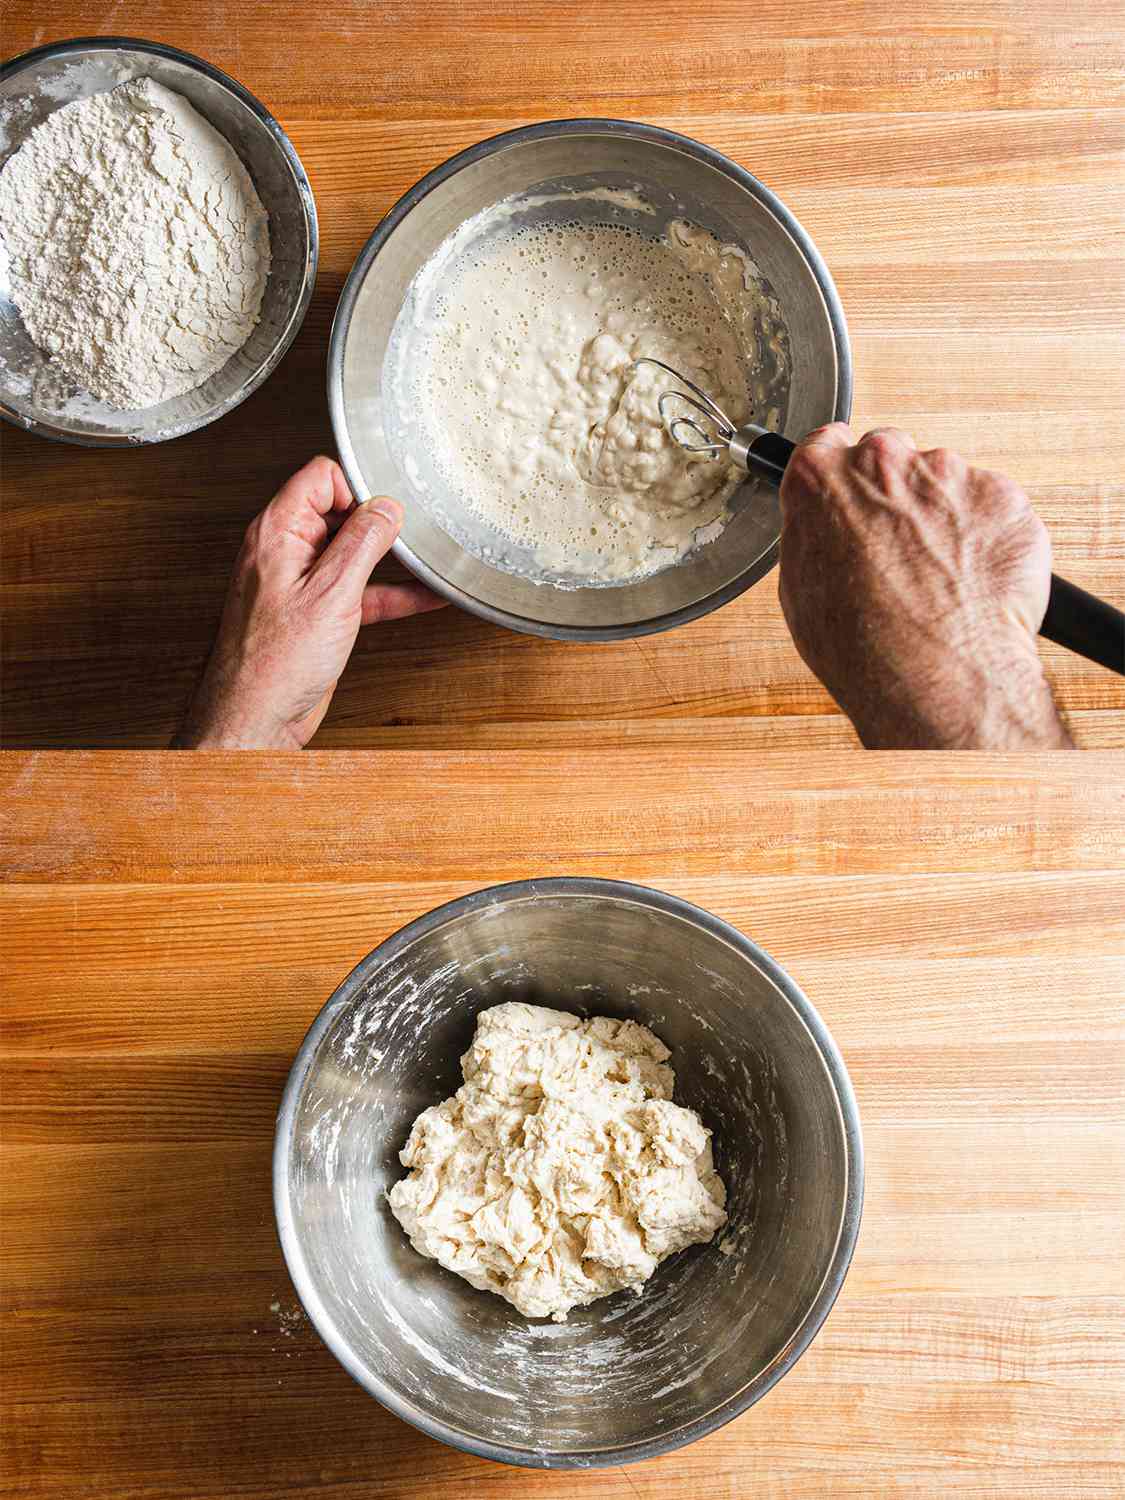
[3,750,1124,881]
[2,3,1125,747]
[2,750,1124,1498]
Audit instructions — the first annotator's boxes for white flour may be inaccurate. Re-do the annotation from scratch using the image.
[0,78,270,410]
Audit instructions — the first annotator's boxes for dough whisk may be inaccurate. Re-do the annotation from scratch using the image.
[636,356,795,487]
[636,357,1124,675]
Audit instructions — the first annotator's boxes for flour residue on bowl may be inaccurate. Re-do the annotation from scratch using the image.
[279,893,846,1460]
[385,187,789,586]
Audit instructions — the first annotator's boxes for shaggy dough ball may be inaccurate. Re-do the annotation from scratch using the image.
[387,1001,727,1321]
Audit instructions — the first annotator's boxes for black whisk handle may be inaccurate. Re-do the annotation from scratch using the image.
[740,429,796,488]
[1041,574,1124,675]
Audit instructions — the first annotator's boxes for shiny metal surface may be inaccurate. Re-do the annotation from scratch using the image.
[643,356,786,482]
[328,119,851,639]
[640,356,738,456]
[274,878,863,1470]
[640,355,770,465]
[729,423,773,471]
[0,37,317,446]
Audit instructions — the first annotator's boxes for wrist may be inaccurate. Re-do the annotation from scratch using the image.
[172,717,302,750]
[172,711,302,750]
[850,636,1072,750]
[173,664,304,750]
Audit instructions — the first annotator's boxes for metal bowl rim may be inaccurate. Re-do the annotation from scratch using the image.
[327,115,852,640]
[0,34,319,447]
[273,874,864,1470]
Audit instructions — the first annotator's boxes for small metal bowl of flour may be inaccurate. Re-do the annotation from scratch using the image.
[0,37,317,446]
[275,878,863,1469]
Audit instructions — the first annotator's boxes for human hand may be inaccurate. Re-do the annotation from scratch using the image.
[174,457,445,748]
[778,425,1071,748]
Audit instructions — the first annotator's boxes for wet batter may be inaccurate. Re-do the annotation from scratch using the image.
[389,195,788,583]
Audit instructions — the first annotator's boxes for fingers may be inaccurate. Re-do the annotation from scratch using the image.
[860,426,917,451]
[918,446,969,494]
[361,580,448,625]
[246,457,356,585]
[310,495,404,598]
[781,423,853,516]
[794,424,920,456]
[797,421,854,452]
[262,455,354,531]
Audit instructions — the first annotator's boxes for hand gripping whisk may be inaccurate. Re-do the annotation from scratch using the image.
[636,356,1124,675]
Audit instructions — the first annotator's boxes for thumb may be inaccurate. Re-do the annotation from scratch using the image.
[311,496,403,600]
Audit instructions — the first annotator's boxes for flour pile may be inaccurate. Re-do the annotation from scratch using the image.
[0,78,270,410]
[388,1002,727,1322]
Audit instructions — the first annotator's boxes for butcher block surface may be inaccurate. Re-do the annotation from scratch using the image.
[2,1,1125,747]
[2,749,1123,1497]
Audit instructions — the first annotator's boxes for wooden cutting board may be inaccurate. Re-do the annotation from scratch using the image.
[2,0,1124,748]
[2,750,1123,1497]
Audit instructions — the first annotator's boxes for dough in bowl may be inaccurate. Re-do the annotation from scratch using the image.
[387,1001,727,1321]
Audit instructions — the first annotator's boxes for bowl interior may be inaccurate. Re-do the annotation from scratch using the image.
[332,126,847,634]
[278,887,854,1465]
[0,42,315,444]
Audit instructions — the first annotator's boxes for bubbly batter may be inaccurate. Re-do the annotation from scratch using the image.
[387,194,788,583]
[387,1002,727,1322]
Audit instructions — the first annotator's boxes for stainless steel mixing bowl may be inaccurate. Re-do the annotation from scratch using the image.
[0,37,317,445]
[329,119,851,639]
[274,878,863,1469]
